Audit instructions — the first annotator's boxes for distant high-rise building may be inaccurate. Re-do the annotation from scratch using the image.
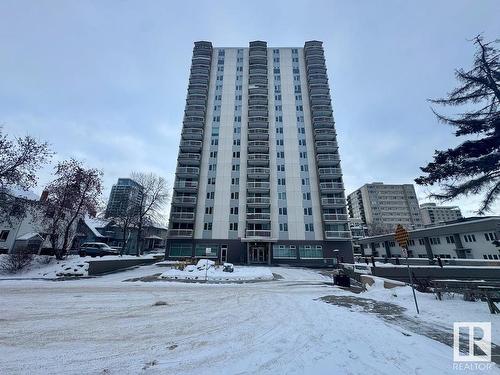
[105,178,143,219]
[166,40,353,265]
[420,202,462,226]
[347,182,423,233]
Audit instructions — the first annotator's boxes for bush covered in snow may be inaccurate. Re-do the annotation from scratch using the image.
[0,251,34,273]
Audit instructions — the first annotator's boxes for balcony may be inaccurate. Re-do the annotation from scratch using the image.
[312,119,335,129]
[171,212,195,222]
[247,197,271,207]
[182,128,203,140]
[319,182,344,193]
[248,141,269,153]
[248,86,268,96]
[323,213,349,222]
[321,197,346,207]
[248,109,268,118]
[248,119,268,129]
[324,231,352,240]
[247,181,270,192]
[176,166,200,178]
[168,229,194,238]
[248,128,269,140]
[174,181,198,192]
[180,140,202,152]
[315,141,338,153]
[247,154,269,166]
[178,153,201,166]
[314,129,336,140]
[247,167,270,179]
[245,229,271,238]
[247,212,271,223]
[318,167,342,178]
[316,153,340,166]
[183,117,205,128]
[172,196,197,206]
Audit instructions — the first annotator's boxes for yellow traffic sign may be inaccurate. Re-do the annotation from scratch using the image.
[395,224,409,248]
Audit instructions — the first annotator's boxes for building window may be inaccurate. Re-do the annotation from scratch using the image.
[230,207,239,215]
[464,234,476,243]
[229,222,238,231]
[195,244,218,258]
[299,245,322,259]
[0,230,9,241]
[273,245,295,259]
[169,243,192,257]
[418,238,425,245]
[279,207,288,215]
[485,232,497,241]
[205,206,213,215]
[279,223,288,232]
[203,222,213,231]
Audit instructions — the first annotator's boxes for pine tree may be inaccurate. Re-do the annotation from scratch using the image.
[416,36,500,214]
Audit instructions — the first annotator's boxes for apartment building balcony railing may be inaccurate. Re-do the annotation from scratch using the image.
[245,229,271,238]
[323,213,349,222]
[248,86,268,96]
[176,166,200,178]
[177,153,201,166]
[248,128,269,140]
[186,97,206,106]
[319,182,344,192]
[316,153,341,166]
[190,64,210,74]
[168,229,194,238]
[171,212,195,222]
[247,212,271,223]
[247,197,271,207]
[248,121,268,129]
[192,54,211,62]
[309,86,330,95]
[318,167,342,178]
[247,181,270,192]
[179,140,202,152]
[172,196,197,206]
[189,75,209,84]
[247,167,270,179]
[307,65,327,74]
[248,141,269,153]
[305,56,326,66]
[181,128,203,140]
[312,110,333,118]
[324,231,352,240]
[247,154,269,166]
[312,120,335,129]
[174,181,198,192]
[248,109,268,118]
[321,197,346,207]
[248,97,268,106]
[315,141,338,153]
[187,86,208,96]
[314,128,336,140]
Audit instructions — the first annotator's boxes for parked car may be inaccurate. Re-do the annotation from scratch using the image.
[78,242,119,257]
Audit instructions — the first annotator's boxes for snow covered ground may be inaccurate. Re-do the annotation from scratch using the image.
[0,265,498,374]
[0,254,158,279]
[160,261,274,282]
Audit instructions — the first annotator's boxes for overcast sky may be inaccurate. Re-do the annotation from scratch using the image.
[1,0,499,216]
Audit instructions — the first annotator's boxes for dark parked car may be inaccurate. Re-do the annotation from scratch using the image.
[78,242,119,257]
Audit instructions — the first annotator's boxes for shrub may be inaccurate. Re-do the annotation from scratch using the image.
[0,250,34,273]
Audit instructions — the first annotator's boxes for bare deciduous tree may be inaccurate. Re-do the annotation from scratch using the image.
[130,172,170,256]
[41,159,103,259]
[0,127,52,222]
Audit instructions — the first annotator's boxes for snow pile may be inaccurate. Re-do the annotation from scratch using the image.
[160,260,273,282]
[50,258,89,277]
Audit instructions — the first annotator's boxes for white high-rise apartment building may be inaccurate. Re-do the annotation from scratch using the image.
[347,182,423,233]
[420,202,463,226]
[167,41,353,265]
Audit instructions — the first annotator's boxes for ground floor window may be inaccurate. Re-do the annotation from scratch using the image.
[299,245,323,259]
[273,245,296,259]
[195,244,219,258]
[169,243,192,257]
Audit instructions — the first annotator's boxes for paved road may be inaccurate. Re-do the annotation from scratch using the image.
[0,266,495,374]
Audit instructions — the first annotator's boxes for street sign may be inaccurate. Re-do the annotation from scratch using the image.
[395,224,409,248]
[394,223,420,314]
